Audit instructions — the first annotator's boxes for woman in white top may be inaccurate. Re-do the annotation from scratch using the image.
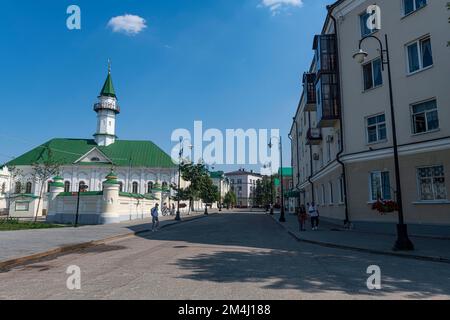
[308,202,319,230]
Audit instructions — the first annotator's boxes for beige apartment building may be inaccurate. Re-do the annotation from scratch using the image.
[290,0,450,233]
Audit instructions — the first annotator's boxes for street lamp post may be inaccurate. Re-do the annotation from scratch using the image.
[218,174,222,212]
[264,162,274,215]
[175,138,192,221]
[353,34,414,251]
[269,136,285,223]
[74,183,88,228]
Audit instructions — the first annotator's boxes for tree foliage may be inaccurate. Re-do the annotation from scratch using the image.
[253,176,274,207]
[30,148,62,222]
[176,162,219,211]
[223,191,237,208]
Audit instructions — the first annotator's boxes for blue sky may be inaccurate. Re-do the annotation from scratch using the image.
[0,0,334,171]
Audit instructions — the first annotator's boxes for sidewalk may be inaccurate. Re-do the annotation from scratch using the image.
[270,211,450,263]
[0,210,214,269]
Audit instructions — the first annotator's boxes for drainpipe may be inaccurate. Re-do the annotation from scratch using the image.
[288,132,294,211]
[293,118,302,208]
[307,111,315,203]
[328,6,350,227]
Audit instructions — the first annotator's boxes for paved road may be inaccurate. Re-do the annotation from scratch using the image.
[1,212,449,299]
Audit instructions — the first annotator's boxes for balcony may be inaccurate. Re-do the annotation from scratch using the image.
[313,34,337,75]
[306,128,322,145]
[316,73,340,127]
[93,100,121,114]
[303,73,317,111]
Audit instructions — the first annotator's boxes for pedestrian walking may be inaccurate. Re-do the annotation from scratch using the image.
[298,205,307,231]
[171,203,175,216]
[151,203,160,232]
[308,202,319,230]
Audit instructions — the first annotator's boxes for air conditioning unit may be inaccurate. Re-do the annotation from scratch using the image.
[326,135,334,143]
[313,153,320,161]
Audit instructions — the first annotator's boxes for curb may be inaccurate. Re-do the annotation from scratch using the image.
[269,215,450,264]
[0,213,215,271]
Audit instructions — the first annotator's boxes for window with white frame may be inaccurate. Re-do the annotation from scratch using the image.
[403,0,427,16]
[367,114,387,144]
[363,58,383,91]
[339,177,345,203]
[406,36,433,74]
[417,166,447,201]
[370,171,391,201]
[316,186,320,204]
[411,99,439,134]
[326,140,331,163]
[132,181,139,194]
[321,184,326,205]
[329,182,334,204]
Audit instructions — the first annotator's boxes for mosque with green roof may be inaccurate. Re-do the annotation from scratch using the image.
[3,67,177,220]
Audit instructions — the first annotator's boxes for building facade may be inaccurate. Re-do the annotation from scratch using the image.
[210,171,231,207]
[226,169,263,208]
[0,166,10,215]
[291,0,450,230]
[4,67,178,220]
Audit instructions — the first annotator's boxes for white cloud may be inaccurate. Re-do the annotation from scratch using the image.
[107,14,147,35]
[260,0,304,14]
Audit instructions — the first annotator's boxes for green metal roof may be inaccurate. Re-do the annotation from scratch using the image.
[6,139,176,168]
[209,171,224,179]
[100,72,116,98]
[278,167,293,177]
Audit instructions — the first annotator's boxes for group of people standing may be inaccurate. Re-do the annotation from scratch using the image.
[297,202,320,231]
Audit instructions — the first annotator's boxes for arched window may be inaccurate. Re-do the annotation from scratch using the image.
[79,181,86,191]
[64,181,71,193]
[47,181,52,193]
[147,181,154,193]
[90,157,100,162]
[15,182,21,194]
[1,182,6,194]
[118,182,123,192]
[162,182,168,190]
[132,182,139,194]
[25,182,32,194]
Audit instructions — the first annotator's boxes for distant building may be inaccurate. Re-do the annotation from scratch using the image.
[275,167,295,212]
[225,169,263,208]
[209,171,231,207]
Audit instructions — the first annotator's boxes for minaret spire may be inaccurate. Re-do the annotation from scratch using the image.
[93,61,120,147]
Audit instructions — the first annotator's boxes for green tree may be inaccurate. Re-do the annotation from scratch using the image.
[223,191,237,209]
[253,176,274,208]
[5,165,24,217]
[31,147,61,222]
[199,175,219,214]
[178,162,216,213]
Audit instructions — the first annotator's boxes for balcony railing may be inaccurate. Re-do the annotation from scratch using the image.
[313,34,337,75]
[306,128,322,145]
[303,73,317,111]
[93,101,121,114]
[316,73,340,127]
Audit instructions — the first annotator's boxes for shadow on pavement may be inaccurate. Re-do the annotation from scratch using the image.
[128,212,450,298]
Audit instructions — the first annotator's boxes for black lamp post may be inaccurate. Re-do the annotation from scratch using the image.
[175,137,192,221]
[74,183,88,227]
[353,34,414,251]
[218,174,223,212]
[269,136,285,223]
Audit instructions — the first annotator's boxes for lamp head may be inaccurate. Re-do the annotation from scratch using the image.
[353,49,368,64]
